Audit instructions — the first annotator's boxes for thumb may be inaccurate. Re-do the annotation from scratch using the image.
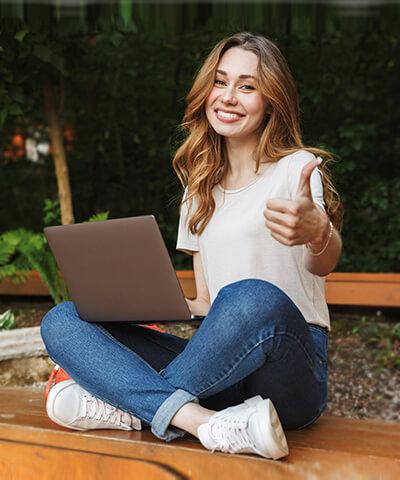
[296,157,322,199]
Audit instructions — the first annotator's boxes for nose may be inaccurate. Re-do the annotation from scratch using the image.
[221,86,238,105]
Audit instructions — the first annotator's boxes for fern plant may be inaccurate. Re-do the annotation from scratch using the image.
[0,199,109,304]
[0,309,16,330]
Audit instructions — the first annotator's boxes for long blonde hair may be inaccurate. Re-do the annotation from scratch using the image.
[172,32,343,235]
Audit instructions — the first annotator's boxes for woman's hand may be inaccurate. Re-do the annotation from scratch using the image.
[263,159,330,247]
[185,298,211,316]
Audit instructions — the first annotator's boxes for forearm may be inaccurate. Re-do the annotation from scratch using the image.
[303,227,342,277]
[185,297,211,316]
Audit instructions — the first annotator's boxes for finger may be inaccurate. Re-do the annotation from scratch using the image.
[264,208,296,229]
[265,218,294,242]
[269,229,296,247]
[266,198,298,214]
[296,157,322,199]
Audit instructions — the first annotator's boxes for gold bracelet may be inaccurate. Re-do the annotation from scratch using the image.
[306,221,333,257]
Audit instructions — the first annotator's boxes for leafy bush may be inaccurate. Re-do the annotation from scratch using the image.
[0,5,399,272]
[0,199,109,304]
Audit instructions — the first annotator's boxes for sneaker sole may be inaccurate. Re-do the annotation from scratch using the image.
[262,398,289,460]
[46,379,88,431]
[260,399,289,460]
[243,396,289,459]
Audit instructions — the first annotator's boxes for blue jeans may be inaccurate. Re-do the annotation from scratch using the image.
[40,279,329,442]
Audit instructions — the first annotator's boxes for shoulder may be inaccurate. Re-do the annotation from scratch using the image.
[279,149,317,171]
[279,149,321,184]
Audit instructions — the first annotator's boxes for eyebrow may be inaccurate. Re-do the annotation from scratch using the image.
[216,69,257,80]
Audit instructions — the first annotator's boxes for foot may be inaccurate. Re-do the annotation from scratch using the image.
[197,396,288,460]
[46,379,142,431]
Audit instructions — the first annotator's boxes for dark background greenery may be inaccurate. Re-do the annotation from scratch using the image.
[1,1,399,271]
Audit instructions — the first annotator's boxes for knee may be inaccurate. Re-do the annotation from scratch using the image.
[40,301,77,349]
[215,279,298,329]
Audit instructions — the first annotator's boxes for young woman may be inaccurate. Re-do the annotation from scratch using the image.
[41,32,343,460]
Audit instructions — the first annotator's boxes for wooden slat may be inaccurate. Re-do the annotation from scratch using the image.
[325,278,400,306]
[175,271,400,307]
[326,272,400,306]
[0,441,181,480]
[328,273,400,283]
[0,387,399,479]
[1,271,399,307]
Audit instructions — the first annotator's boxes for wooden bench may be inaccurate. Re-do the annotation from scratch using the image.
[1,271,400,307]
[178,271,400,307]
[1,272,399,478]
[1,386,399,479]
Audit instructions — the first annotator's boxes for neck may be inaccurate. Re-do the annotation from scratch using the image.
[224,133,261,178]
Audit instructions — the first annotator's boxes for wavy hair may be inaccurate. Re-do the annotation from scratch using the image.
[172,32,343,235]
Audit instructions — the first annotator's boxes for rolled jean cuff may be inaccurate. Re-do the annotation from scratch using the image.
[151,389,199,442]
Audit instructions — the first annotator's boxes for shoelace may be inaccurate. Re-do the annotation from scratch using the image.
[79,394,131,429]
[208,409,256,454]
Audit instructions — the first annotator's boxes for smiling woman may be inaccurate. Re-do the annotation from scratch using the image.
[40,32,344,463]
[172,33,343,237]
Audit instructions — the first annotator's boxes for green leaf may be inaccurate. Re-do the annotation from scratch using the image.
[119,1,132,27]
[0,238,17,265]
[0,310,16,330]
[14,28,29,43]
[43,198,61,226]
[87,212,109,222]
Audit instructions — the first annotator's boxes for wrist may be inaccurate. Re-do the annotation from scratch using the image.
[306,218,333,256]
[308,212,330,248]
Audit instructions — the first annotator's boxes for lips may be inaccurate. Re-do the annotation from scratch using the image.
[215,108,245,116]
[214,109,245,122]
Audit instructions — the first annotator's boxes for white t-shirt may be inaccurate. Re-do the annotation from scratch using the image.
[176,149,331,331]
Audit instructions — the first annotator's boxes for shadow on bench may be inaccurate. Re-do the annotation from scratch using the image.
[0,387,399,479]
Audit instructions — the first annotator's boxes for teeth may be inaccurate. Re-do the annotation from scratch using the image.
[217,110,240,119]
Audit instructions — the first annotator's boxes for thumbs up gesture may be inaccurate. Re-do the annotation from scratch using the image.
[263,158,330,247]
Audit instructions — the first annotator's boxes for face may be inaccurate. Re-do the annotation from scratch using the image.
[205,47,269,140]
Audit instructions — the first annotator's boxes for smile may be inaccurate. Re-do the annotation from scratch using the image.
[215,109,245,123]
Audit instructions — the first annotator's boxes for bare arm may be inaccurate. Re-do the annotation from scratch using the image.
[302,208,343,277]
[185,251,211,316]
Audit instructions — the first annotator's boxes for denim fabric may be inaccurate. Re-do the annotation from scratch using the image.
[40,278,329,441]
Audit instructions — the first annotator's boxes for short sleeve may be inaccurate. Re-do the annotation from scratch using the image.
[288,150,326,212]
[176,186,200,256]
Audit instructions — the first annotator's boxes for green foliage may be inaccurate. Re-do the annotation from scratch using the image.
[0,309,16,330]
[0,3,399,272]
[0,230,32,284]
[0,199,109,304]
[43,199,61,226]
[87,211,110,223]
[0,226,68,304]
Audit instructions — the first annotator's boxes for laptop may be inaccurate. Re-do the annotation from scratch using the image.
[44,215,205,324]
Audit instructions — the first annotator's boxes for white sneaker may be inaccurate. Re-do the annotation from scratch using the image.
[46,379,142,431]
[197,396,289,460]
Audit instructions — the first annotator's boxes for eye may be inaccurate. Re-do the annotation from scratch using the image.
[214,79,255,91]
